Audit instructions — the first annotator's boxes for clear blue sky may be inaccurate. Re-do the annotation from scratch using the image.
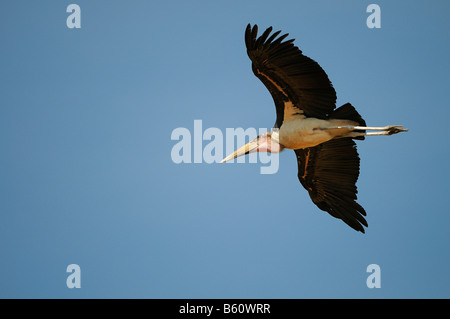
[0,0,449,298]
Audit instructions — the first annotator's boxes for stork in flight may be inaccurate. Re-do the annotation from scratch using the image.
[221,24,407,233]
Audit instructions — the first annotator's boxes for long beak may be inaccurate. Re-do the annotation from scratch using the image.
[220,139,258,163]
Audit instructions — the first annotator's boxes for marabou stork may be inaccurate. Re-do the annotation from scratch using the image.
[221,24,407,233]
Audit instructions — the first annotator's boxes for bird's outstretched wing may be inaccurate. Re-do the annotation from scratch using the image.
[245,24,337,127]
[294,138,368,233]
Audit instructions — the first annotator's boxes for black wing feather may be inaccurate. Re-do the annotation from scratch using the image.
[295,138,367,233]
[245,24,337,126]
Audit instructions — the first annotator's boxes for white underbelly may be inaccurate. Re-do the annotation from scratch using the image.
[278,118,335,149]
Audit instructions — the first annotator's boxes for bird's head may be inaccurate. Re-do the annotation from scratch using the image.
[220,130,284,163]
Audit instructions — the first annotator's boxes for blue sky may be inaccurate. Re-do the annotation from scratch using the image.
[0,0,449,298]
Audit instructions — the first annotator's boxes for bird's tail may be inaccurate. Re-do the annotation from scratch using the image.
[330,103,366,140]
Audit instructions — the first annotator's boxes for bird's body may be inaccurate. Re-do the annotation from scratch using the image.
[278,115,358,149]
[221,24,407,233]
